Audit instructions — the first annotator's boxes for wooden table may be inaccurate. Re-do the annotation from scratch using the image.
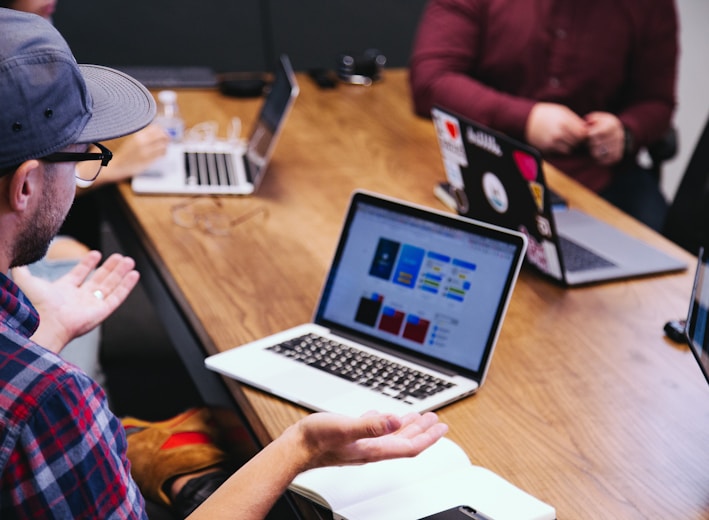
[105,70,709,519]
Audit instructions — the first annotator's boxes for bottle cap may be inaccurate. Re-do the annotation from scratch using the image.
[157,90,178,104]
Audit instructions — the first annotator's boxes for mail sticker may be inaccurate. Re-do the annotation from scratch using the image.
[433,110,468,168]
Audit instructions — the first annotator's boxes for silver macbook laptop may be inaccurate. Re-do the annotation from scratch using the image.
[431,106,686,286]
[205,191,527,416]
[685,247,709,385]
[131,54,299,195]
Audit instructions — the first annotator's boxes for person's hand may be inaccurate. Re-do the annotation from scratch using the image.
[525,102,588,155]
[77,124,170,188]
[183,411,447,519]
[11,251,140,353]
[584,111,625,166]
[291,411,449,471]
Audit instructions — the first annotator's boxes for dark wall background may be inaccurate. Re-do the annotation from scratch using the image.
[54,0,428,73]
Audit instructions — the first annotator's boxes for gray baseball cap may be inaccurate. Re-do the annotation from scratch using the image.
[0,8,156,170]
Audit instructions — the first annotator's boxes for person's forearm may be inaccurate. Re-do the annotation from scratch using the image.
[409,0,533,137]
[618,0,677,147]
[410,67,534,138]
[617,101,675,150]
[186,424,309,520]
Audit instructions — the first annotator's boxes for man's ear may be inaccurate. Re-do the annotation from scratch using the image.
[7,160,41,212]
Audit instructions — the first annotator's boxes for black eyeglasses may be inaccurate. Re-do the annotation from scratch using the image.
[41,142,113,184]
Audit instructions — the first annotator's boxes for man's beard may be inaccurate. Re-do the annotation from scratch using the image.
[10,184,68,268]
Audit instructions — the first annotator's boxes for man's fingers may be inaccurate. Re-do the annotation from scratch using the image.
[90,255,139,306]
[395,412,444,438]
[102,270,140,309]
[58,250,102,287]
[89,254,136,287]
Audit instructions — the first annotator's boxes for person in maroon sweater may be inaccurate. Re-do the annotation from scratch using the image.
[410,0,679,231]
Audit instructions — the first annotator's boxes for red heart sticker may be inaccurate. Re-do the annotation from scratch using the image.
[445,120,458,140]
[513,150,538,181]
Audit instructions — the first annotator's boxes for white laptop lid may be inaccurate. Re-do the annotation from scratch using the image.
[132,54,299,195]
[205,191,527,415]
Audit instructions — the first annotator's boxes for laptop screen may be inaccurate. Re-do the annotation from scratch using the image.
[245,54,299,188]
[686,247,709,384]
[315,192,526,378]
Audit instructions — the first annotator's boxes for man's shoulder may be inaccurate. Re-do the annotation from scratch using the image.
[0,332,99,433]
[0,330,88,384]
[0,335,141,519]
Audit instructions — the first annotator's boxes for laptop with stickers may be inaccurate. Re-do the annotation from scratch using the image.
[431,106,686,286]
[131,54,299,195]
[205,191,527,416]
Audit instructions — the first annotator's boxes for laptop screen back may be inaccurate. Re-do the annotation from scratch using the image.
[245,54,299,189]
[314,192,527,379]
[686,247,709,384]
[430,107,561,274]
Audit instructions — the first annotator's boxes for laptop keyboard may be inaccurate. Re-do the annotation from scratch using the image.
[267,333,456,403]
[558,235,616,272]
[184,152,238,187]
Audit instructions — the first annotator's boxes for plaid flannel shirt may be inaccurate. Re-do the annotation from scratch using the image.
[0,272,146,519]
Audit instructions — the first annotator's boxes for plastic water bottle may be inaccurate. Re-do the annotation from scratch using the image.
[155,90,184,142]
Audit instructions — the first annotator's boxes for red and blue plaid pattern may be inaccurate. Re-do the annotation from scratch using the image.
[0,273,146,519]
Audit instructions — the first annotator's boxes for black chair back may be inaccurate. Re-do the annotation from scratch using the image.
[663,115,709,254]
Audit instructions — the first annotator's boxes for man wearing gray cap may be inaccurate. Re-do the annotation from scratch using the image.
[0,8,447,519]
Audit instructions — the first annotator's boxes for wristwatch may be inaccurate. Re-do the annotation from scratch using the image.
[623,126,635,159]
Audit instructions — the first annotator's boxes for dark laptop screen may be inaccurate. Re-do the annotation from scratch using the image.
[245,54,299,187]
[686,247,709,384]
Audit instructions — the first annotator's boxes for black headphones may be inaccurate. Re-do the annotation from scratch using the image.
[337,49,387,86]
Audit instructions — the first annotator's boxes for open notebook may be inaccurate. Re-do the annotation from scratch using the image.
[431,106,685,286]
[205,191,527,416]
[132,54,299,195]
[289,437,555,520]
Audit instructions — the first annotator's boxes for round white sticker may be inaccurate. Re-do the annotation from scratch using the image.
[482,172,508,213]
